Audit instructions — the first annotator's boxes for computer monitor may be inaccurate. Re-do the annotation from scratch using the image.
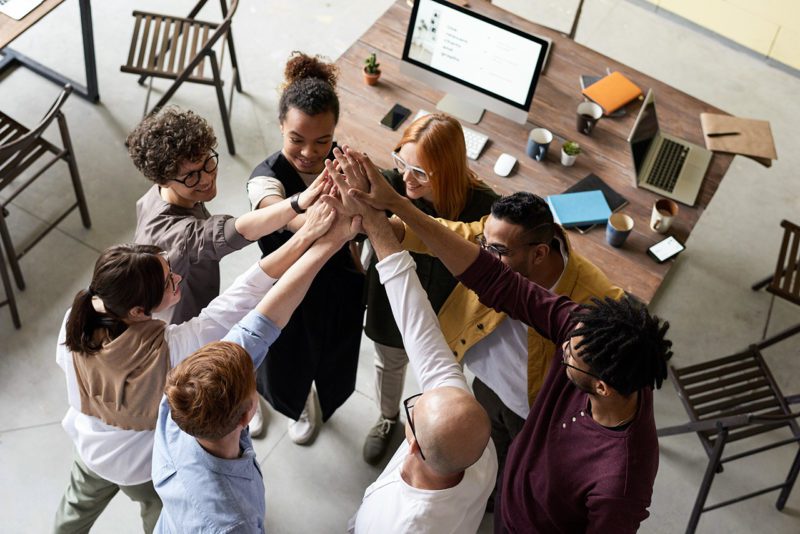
[401,0,549,124]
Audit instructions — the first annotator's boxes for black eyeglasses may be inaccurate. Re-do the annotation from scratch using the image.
[475,222,554,260]
[171,150,219,188]
[561,339,602,380]
[158,251,178,294]
[403,393,426,460]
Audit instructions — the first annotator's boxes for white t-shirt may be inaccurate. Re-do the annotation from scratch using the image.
[348,251,498,533]
[56,263,276,486]
[350,439,497,534]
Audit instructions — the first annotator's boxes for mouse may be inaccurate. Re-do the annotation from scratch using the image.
[494,153,517,177]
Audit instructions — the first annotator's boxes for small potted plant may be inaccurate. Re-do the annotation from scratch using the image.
[561,140,581,166]
[363,53,381,86]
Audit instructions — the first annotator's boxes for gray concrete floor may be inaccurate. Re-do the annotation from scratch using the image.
[0,0,798,532]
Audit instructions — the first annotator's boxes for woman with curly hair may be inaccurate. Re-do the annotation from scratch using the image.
[246,52,365,445]
[128,108,328,436]
[361,113,498,465]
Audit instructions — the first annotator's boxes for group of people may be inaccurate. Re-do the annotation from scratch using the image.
[53,51,673,534]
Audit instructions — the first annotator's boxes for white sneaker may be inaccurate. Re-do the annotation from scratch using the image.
[249,395,267,439]
[288,389,319,445]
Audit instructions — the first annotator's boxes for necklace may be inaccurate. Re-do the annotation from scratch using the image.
[613,409,637,427]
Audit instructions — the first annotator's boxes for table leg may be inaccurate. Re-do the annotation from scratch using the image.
[0,0,99,102]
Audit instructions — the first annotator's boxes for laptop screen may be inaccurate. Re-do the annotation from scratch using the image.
[628,90,659,174]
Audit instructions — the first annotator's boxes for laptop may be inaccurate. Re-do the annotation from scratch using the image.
[627,89,712,206]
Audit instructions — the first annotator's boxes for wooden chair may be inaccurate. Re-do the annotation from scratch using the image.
[0,84,91,296]
[120,0,242,155]
[658,326,800,534]
[752,220,800,339]
[0,237,21,329]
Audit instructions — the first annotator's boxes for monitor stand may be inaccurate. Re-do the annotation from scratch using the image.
[436,94,485,125]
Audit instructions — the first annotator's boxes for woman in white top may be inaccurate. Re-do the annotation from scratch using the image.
[53,203,334,533]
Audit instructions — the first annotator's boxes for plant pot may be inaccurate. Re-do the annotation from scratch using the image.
[363,68,381,86]
[561,149,578,166]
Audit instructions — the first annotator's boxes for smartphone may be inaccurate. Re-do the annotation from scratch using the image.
[648,236,685,263]
[380,104,412,131]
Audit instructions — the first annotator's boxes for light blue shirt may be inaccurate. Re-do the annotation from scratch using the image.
[152,310,281,533]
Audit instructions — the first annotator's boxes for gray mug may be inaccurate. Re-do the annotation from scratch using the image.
[527,128,553,161]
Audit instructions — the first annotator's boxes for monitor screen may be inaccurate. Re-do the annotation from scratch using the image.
[402,0,548,113]
[629,90,660,173]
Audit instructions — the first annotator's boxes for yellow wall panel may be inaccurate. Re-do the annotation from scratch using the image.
[724,0,800,31]
[771,26,800,69]
[659,0,778,55]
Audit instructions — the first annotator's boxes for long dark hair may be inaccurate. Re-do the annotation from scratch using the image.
[65,244,166,356]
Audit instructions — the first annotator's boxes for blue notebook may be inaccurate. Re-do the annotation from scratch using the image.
[546,190,611,228]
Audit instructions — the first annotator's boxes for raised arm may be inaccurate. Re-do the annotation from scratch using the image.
[235,169,330,240]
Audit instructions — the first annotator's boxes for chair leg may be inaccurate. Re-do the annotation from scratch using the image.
[144,76,154,117]
[225,29,242,93]
[687,429,728,534]
[0,209,24,290]
[0,240,21,328]
[762,294,776,340]
[752,274,773,291]
[776,446,800,510]
[57,113,91,229]
[209,52,235,155]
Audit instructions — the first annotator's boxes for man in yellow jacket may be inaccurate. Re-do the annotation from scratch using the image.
[400,192,624,510]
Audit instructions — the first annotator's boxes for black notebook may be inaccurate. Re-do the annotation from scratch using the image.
[562,174,628,233]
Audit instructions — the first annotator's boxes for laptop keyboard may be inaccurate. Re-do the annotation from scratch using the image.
[645,138,689,193]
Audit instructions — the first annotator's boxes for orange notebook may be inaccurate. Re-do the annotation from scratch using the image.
[582,72,643,115]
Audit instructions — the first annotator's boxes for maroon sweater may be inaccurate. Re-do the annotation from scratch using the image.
[458,250,658,533]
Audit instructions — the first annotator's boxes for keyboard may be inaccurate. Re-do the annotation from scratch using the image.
[413,109,488,160]
[645,138,689,193]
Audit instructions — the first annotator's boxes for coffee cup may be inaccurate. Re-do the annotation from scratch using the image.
[577,102,603,135]
[527,128,553,162]
[606,213,634,248]
[650,198,678,234]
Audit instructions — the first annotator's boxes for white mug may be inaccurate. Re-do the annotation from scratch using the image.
[650,199,679,234]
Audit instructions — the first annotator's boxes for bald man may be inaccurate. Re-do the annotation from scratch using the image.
[346,186,497,533]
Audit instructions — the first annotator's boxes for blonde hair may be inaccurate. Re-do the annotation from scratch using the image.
[395,113,482,219]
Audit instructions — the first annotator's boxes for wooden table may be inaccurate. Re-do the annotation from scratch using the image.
[0,0,98,101]
[333,0,733,304]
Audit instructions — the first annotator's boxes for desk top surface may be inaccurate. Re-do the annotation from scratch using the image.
[0,0,64,49]
[333,0,733,304]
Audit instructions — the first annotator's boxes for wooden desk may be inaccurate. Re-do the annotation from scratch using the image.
[0,0,98,101]
[333,0,733,304]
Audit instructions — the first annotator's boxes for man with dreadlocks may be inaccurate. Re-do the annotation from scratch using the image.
[345,151,674,533]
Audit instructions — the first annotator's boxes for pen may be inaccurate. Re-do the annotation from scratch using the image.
[707,132,740,137]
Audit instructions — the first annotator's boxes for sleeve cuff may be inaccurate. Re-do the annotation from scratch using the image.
[375,250,416,285]
[222,216,253,248]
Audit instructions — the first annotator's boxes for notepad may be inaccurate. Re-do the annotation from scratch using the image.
[700,113,777,168]
[546,190,611,228]
[562,174,628,233]
[581,71,642,115]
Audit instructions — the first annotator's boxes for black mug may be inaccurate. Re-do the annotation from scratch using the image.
[577,102,603,135]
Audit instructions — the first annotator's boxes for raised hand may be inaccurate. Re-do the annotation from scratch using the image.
[348,152,406,212]
[332,146,369,194]
[298,198,336,241]
[297,165,333,210]
[324,159,368,217]
[318,204,362,247]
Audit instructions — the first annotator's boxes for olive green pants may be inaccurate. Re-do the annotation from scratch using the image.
[53,453,161,534]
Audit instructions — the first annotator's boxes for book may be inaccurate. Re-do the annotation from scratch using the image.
[581,71,642,115]
[700,113,777,168]
[546,190,611,228]
[562,174,628,233]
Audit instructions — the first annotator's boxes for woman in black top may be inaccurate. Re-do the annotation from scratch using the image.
[246,52,364,445]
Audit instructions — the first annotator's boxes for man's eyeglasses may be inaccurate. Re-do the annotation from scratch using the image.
[403,393,426,460]
[159,251,178,294]
[171,150,219,188]
[391,151,429,184]
[561,339,602,380]
[476,234,543,260]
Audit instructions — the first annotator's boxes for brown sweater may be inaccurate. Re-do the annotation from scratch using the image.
[72,319,170,431]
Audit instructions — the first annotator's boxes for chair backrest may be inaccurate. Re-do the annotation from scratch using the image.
[767,219,800,306]
[0,85,72,187]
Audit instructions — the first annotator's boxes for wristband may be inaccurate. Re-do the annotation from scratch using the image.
[290,192,306,214]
